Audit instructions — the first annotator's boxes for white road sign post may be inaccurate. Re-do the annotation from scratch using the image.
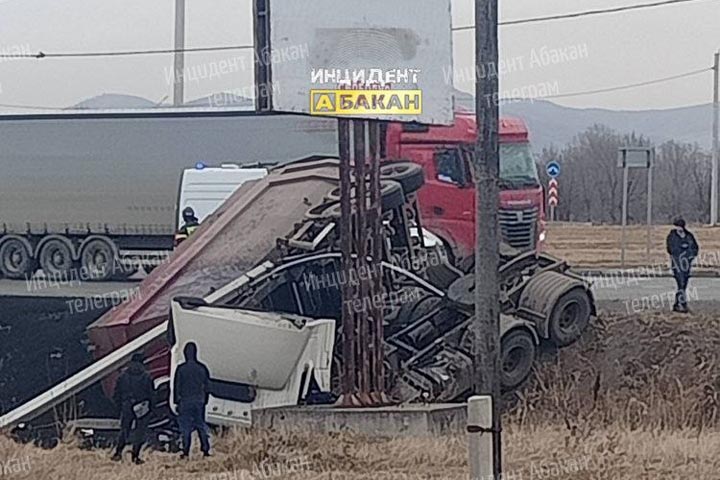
[546,162,560,222]
[617,147,655,267]
[548,178,559,222]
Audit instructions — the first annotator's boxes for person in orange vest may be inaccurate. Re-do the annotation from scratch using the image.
[175,207,200,246]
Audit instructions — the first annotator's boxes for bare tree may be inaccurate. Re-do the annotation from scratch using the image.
[537,127,710,224]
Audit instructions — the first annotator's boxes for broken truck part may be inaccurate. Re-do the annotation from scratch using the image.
[0,157,595,431]
[169,298,335,427]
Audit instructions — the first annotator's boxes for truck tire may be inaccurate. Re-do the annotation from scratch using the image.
[390,293,440,331]
[325,180,405,211]
[0,238,36,279]
[548,287,592,347]
[80,239,116,282]
[500,329,536,391]
[38,239,75,278]
[380,162,425,195]
[305,201,340,220]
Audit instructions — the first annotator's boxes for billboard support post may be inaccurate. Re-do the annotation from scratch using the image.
[336,119,387,406]
[338,119,356,398]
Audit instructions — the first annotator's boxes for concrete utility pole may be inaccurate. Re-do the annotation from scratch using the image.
[472,0,502,476]
[173,0,186,106]
[711,51,719,225]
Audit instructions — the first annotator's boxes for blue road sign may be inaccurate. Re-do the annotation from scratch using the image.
[546,161,561,178]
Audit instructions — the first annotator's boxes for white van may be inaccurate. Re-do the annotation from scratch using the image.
[176,163,269,229]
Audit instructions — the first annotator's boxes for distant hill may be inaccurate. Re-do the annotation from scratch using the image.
[71,93,254,110]
[71,93,158,110]
[454,89,714,152]
[183,93,254,109]
[69,92,715,152]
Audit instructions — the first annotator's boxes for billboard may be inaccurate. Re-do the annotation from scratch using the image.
[254,0,454,125]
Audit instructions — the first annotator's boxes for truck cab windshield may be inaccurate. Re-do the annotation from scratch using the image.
[499,143,540,188]
[459,143,540,189]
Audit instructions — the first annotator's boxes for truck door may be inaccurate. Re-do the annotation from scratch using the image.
[417,146,475,257]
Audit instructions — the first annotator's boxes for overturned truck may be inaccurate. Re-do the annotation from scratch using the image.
[0,158,594,433]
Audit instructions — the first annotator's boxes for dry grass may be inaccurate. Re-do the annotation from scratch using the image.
[506,311,720,433]
[3,309,720,479]
[3,425,720,479]
[545,222,720,268]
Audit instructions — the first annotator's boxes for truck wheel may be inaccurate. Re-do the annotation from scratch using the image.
[391,294,440,330]
[80,239,116,281]
[325,181,405,211]
[305,201,340,219]
[500,329,536,391]
[38,239,75,278]
[0,238,36,279]
[380,162,425,195]
[380,180,406,210]
[548,288,592,347]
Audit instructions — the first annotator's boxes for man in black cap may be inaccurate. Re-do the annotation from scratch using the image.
[173,342,211,459]
[112,352,154,464]
[666,217,699,313]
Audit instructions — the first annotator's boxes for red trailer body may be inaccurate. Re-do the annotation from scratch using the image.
[87,160,342,395]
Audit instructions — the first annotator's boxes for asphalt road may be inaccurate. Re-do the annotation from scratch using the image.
[1,274,720,303]
[585,275,719,302]
[0,279,139,298]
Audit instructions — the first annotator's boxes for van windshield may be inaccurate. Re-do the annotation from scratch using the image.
[499,143,540,188]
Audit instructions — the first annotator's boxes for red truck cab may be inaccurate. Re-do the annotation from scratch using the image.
[386,113,546,262]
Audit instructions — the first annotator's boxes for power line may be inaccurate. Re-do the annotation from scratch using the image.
[0,44,254,59]
[538,67,712,99]
[0,0,716,59]
[453,0,717,29]
[0,67,711,112]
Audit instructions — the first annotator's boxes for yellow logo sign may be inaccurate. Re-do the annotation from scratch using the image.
[310,90,422,116]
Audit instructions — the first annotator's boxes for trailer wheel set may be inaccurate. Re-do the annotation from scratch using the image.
[0,234,148,281]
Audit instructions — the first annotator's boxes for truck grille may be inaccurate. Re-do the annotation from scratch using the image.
[499,207,538,250]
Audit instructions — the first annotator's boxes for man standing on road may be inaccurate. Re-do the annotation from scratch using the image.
[173,342,212,459]
[666,217,699,313]
[112,353,154,464]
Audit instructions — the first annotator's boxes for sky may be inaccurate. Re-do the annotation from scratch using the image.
[0,0,718,112]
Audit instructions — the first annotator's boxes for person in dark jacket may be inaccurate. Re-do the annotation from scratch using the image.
[174,207,200,246]
[112,353,154,464]
[666,217,699,313]
[174,342,211,458]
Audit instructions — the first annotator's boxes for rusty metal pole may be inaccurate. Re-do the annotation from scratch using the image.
[473,0,502,476]
[338,118,356,399]
[368,121,385,399]
[353,121,371,402]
